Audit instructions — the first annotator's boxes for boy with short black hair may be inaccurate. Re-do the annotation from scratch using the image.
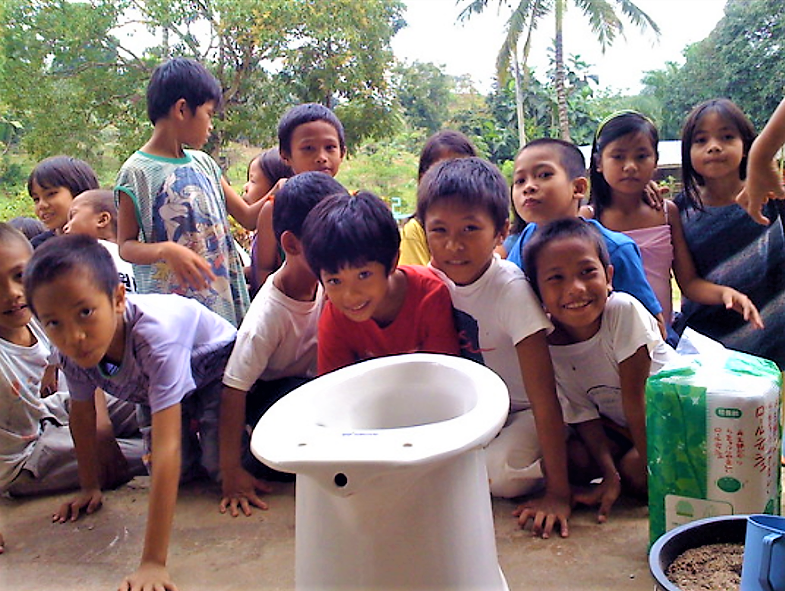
[277,102,346,174]
[64,189,137,293]
[418,156,571,539]
[301,191,460,375]
[505,138,663,323]
[24,234,241,591]
[253,103,347,286]
[116,57,264,326]
[219,171,345,516]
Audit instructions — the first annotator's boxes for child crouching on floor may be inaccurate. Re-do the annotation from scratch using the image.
[219,171,346,516]
[24,234,250,591]
[523,218,678,521]
[418,157,570,538]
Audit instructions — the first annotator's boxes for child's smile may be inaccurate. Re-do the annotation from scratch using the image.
[534,236,613,343]
[321,261,391,324]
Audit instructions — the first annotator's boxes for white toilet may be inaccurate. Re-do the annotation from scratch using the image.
[251,353,510,591]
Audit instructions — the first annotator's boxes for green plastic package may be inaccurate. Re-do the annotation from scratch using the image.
[647,330,782,545]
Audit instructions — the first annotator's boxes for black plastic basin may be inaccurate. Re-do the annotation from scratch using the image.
[649,515,748,591]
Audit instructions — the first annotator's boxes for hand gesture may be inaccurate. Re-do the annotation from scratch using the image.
[512,491,571,539]
[119,561,177,591]
[643,181,668,211]
[219,467,272,517]
[53,488,103,523]
[721,289,764,330]
[161,242,217,291]
[736,161,784,225]
[572,472,622,524]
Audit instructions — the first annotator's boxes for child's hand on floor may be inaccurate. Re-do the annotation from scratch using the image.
[120,561,177,591]
[219,467,272,517]
[572,472,622,524]
[512,491,571,539]
[53,488,103,523]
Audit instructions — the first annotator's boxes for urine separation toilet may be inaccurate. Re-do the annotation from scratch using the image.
[251,353,511,590]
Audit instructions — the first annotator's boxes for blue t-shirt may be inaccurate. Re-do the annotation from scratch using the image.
[506,218,663,318]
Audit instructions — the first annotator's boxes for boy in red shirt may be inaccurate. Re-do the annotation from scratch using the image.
[300,191,460,374]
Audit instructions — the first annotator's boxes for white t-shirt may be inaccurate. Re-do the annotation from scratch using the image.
[99,239,137,293]
[223,268,324,392]
[549,291,679,426]
[0,321,69,489]
[429,255,552,411]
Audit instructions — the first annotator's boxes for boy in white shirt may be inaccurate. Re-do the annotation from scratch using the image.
[418,157,570,539]
[523,217,678,521]
[219,171,345,517]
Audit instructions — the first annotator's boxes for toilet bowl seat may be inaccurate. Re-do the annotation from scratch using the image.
[251,353,510,472]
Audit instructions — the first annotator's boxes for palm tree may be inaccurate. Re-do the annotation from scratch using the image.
[458,0,660,142]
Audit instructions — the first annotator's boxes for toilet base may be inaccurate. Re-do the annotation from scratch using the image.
[294,449,507,590]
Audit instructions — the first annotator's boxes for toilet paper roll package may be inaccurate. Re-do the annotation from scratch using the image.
[647,330,782,545]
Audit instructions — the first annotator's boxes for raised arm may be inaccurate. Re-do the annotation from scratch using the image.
[737,97,785,224]
[253,200,282,290]
[222,177,264,230]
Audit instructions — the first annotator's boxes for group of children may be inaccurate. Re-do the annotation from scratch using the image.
[2,54,784,590]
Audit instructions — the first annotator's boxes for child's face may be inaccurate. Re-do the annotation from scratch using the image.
[63,199,102,238]
[597,131,657,199]
[0,239,33,343]
[512,146,585,224]
[243,158,274,203]
[30,181,74,232]
[424,200,506,286]
[282,121,344,176]
[534,236,613,342]
[689,111,745,182]
[182,100,216,150]
[320,261,390,323]
[32,269,125,368]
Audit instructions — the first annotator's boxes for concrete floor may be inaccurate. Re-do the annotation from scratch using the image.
[0,474,660,591]
[3,472,783,590]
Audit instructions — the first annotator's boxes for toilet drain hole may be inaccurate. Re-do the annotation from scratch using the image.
[403,443,413,448]
[334,473,348,487]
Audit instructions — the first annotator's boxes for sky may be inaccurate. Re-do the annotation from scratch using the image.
[391,0,728,94]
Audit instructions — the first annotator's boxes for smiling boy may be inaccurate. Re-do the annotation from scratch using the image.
[505,138,663,324]
[300,191,460,375]
[418,157,571,539]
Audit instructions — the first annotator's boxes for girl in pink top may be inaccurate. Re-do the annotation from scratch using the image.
[582,110,761,332]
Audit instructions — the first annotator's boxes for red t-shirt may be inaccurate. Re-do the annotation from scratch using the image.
[317,265,460,374]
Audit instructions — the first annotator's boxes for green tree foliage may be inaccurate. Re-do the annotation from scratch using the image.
[393,61,455,134]
[0,0,405,164]
[643,0,784,133]
[458,0,659,141]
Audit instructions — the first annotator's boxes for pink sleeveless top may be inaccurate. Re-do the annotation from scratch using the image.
[623,220,675,325]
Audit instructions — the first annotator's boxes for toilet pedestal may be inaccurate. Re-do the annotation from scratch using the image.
[252,353,510,591]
